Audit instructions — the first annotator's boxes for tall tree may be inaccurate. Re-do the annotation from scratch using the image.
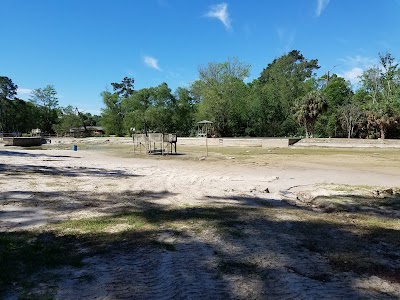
[101,91,124,136]
[122,87,154,134]
[316,74,353,137]
[52,106,81,136]
[359,52,400,139]
[338,103,364,138]
[0,76,18,133]
[173,87,197,136]
[379,52,399,100]
[360,66,382,104]
[191,57,251,136]
[144,83,176,133]
[111,77,135,98]
[29,85,59,133]
[294,90,327,138]
[256,50,320,136]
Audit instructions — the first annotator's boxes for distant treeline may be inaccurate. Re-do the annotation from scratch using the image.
[2,50,400,138]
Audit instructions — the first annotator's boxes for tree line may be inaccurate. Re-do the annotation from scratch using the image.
[102,50,400,139]
[0,79,100,136]
[2,49,400,139]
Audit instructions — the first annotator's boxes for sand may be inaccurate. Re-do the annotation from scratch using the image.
[1,139,399,299]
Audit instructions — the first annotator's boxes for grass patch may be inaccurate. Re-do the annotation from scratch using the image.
[310,194,400,215]
[55,217,117,233]
[54,213,150,234]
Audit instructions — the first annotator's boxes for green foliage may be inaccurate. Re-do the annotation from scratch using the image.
[192,57,251,136]
[52,106,81,135]
[338,103,364,138]
[0,76,18,133]
[358,52,400,138]
[101,91,124,136]
[111,76,135,98]
[1,77,41,134]
[173,87,197,136]
[120,82,183,134]
[5,51,400,139]
[294,90,327,138]
[251,50,320,136]
[0,76,18,99]
[315,75,353,137]
[29,85,59,133]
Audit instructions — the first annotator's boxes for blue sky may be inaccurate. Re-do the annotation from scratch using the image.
[1,0,400,115]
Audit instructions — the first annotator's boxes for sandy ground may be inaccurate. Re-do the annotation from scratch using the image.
[1,139,399,299]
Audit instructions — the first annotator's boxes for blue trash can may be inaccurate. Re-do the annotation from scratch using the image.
[72,145,78,151]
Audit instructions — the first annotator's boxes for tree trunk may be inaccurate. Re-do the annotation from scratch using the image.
[380,126,386,139]
[304,124,309,138]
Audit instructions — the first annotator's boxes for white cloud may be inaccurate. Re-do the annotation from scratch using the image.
[341,67,363,84]
[205,3,231,30]
[17,88,32,96]
[336,55,378,84]
[316,0,330,17]
[144,55,161,71]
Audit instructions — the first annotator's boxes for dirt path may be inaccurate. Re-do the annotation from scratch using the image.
[1,146,399,299]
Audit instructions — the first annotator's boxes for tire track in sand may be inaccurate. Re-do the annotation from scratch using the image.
[55,234,227,299]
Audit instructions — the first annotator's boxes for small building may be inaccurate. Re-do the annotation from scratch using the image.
[69,126,105,138]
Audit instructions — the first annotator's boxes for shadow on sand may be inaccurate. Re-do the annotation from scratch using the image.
[1,188,399,299]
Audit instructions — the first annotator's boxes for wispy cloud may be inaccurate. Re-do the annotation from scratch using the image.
[337,55,377,84]
[316,0,330,17]
[339,55,377,67]
[17,88,32,96]
[205,3,231,30]
[144,55,162,71]
[277,28,296,52]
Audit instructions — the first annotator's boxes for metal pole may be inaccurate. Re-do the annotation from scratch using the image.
[162,134,164,156]
[205,137,208,157]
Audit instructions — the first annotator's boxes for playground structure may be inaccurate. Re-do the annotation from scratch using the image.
[197,120,214,137]
[133,133,177,155]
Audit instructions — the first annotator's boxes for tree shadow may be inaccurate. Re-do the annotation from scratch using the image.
[299,193,400,220]
[0,150,73,158]
[204,194,297,208]
[0,163,141,178]
[1,190,399,299]
[0,190,176,230]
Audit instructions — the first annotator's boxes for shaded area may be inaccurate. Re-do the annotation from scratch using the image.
[0,163,141,178]
[205,194,293,207]
[0,150,73,158]
[1,190,399,299]
[0,190,175,230]
[297,192,400,219]
[0,232,83,292]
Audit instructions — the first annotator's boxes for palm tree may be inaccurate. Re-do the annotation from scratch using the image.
[294,90,327,138]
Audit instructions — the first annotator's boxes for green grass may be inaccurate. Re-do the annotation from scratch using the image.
[54,213,149,234]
